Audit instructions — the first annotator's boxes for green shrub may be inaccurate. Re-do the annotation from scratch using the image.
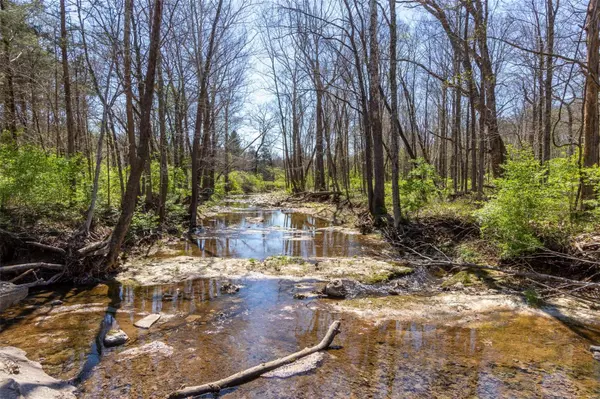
[399,158,440,215]
[0,144,88,214]
[476,148,584,257]
[128,205,159,238]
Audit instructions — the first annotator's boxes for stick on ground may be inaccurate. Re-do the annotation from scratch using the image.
[167,320,341,399]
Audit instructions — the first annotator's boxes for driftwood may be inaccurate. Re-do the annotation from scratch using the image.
[77,240,109,257]
[25,241,66,256]
[19,272,64,288]
[9,268,36,283]
[0,263,65,274]
[168,320,341,399]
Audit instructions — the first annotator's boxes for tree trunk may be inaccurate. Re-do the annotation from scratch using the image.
[389,0,402,226]
[158,57,168,226]
[60,0,75,157]
[368,0,386,217]
[582,0,600,201]
[106,0,163,268]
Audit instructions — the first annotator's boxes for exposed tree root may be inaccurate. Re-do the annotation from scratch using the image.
[167,320,341,399]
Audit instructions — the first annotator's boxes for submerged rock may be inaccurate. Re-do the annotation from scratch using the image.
[104,329,128,347]
[262,352,325,378]
[0,346,76,399]
[220,282,240,294]
[0,282,28,312]
[117,341,174,362]
[134,314,161,329]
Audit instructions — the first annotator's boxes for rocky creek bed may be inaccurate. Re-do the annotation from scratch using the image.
[1,196,599,398]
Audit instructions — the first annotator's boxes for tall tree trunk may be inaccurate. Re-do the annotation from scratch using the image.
[389,0,402,226]
[189,0,223,228]
[158,57,168,225]
[106,0,163,268]
[314,52,326,191]
[543,0,556,163]
[0,0,17,143]
[368,0,386,217]
[60,0,75,157]
[582,0,600,201]
[124,0,136,167]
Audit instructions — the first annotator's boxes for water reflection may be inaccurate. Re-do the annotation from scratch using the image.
[1,280,599,398]
[173,209,385,259]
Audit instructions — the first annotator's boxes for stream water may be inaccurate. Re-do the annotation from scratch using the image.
[1,202,599,398]
[159,201,388,259]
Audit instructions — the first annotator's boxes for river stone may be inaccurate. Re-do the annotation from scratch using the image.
[594,352,600,361]
[220,282,240,294]
[262,352,325,378]
[117,341,174,362]
[0,346,76,399]
[104,329,128,347]
[323,279,353,298]
[134,314,161,329]
[590,345,600,353]
[0,282,28,312]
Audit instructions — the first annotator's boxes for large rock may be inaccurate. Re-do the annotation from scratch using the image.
[0,346,76,399]
[323,279,354,298]
[0,282,28,312]
[104,329,129,347]
[134,314,161,329]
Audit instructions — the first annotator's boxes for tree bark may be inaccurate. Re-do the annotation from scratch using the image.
[368,0,387,218]
[60,0,75,157]
[106,0,163,268]
[583,0,600,201]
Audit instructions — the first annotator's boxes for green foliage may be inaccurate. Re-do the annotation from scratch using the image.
[476,148,592,257]
[399,158,441,215]
[129,205,159,238]
[214,168,286,195]
[523,287,542,307]
[0,144,88,217]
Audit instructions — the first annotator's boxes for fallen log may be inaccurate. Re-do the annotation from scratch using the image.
[0,263,65,274]
[77,240,109,257]
[167,320,341,399]
[25,241,66,256]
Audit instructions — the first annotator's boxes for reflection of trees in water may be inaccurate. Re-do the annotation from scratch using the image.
[186,210,370,259]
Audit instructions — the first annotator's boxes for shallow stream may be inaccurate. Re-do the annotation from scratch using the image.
[1,201,599,398]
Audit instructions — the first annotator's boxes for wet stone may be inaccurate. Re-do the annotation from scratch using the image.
[104,329,128,347]
[134,314,161,329]
[220,282,240,294]
[0,347,76,399]
[323,279,354,298]
[0,282,28,312]
[590,345,600,353]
